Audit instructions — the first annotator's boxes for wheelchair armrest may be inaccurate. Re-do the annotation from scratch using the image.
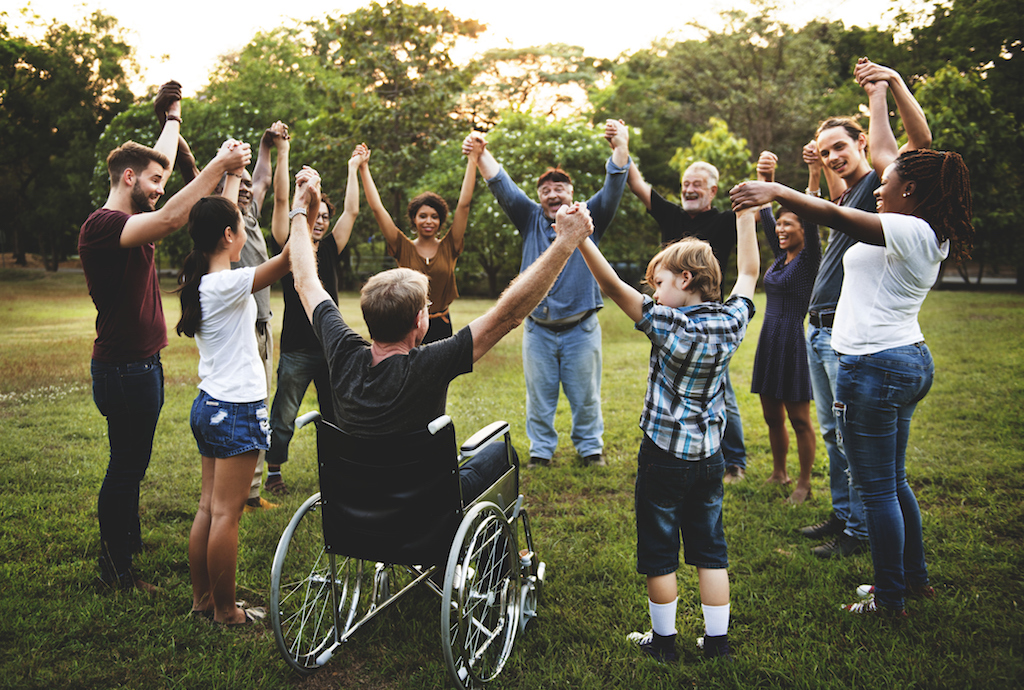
[296,410,322,431]
[460,421,510,457]
[428,415,453,435]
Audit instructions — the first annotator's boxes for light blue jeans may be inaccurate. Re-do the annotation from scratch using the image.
[835,343,933,610]
[807,325,867,540]
[522,313,603,460]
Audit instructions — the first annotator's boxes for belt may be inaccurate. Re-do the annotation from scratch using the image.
[808,311,835,328]
[530,309,595,333]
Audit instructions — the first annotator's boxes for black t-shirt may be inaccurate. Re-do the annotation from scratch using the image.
[312,300,474,436]
[648,190,737,300]
[271,234,340,353]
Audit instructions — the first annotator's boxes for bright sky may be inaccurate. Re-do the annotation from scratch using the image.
[16,0,915,95]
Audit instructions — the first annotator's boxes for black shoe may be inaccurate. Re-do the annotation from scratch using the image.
[526,457,550,469]
[627,630,678,663]
[798,512,845,540]
[698,634,733,660]
[583,453,607,467]
[812,532,869,559]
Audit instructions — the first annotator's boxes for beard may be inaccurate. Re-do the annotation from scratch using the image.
[130,180,157,213]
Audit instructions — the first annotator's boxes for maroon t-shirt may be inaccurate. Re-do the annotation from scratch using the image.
[79,208,167,362]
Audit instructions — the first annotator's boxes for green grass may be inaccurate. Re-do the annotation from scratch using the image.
[0,268,1021,689]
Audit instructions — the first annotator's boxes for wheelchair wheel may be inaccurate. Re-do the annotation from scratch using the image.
[270,493,367,675]
[441,502,521,688]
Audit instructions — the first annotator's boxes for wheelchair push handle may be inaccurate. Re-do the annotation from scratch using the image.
[296,411,322,430]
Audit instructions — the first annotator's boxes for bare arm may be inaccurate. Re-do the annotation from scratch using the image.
[855,58,931,154]
[449,140,480,254]
[288,169,328,325]
[626,162,653,210]
[358,149,402,251]
[606,118,630,169]
[864,79,901,177]
[730,180,884,246]
[270,125,291,248]
[253,240,291,292]
[730,205,760,300]
[152,80,182,169]
[578,237,644,322]
[468,203,594,362]
[464,132,501,180]
[329,147,366,255]
[250,126,277,211]
[119,143,251,248]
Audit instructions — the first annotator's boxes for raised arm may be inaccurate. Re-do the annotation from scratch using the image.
[328,146,366,255]
[730,180,883,247]
[589,121,631,241]
[448,138,481,254]
[606,119,630,169]
[250,123,282,211]
[288,168,329,324]
[468,203,593,362]
[578,236,645,323]
[464,131,500,180]
[862,78,901,177]
[625,160,653,210]
[152,80,182,170]
[120,142,251,248]
[357,148,402,252]
[855,58,931,155]
[730,205,760,300]
[269,124,292,248]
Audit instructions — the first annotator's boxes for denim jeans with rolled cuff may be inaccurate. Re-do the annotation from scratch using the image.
[835,342,934,610]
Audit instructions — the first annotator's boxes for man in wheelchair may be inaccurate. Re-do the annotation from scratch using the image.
[286,166,596,495]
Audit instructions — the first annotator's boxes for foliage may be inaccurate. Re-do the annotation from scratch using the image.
[0,11,136,268]
[462,43,611,125]
[914,65,1023,281]
[670,117,755,212]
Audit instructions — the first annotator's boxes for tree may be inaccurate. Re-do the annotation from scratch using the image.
[0,11,135,269]
[461,44,611,125]
[914,65,1023,285]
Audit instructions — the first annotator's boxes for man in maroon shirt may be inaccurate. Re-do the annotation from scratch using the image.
[80,83,250,592]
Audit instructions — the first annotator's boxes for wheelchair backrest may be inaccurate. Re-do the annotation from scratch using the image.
[315,419,463,565]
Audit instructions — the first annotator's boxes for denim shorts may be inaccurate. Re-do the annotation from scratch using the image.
[190,390,270,458]
[635,435,728,576]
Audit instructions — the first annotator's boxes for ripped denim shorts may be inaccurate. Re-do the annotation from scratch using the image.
[190,390,270,458]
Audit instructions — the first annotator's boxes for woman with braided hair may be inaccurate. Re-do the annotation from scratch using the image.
[730,58,973,617]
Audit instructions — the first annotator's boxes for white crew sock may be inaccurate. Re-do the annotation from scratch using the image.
[702,603,730,637]
[649,598,678,637]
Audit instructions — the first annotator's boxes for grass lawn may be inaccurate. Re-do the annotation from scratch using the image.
[0,268,1021,689]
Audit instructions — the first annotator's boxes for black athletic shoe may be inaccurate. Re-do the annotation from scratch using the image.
[798,512,845,540]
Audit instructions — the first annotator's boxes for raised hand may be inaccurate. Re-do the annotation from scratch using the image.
[605,119,628,151]
[756,150,778,183]
[462,131,486,157]
[154,80,182,125]
[553,202,594,245]
[350,143,369,168]
[215,139,251,173]
[262,120,290,146]
[730,181,777,211]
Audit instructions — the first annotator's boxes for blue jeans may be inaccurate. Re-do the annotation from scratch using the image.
[190,391,271,458]
[721,367,746,470]
[807,325,867,539]
[267,350,334,466]
[522,313,603,459]
[635,436,728,575]
[460,442,519,502]
[91,353,164,584]
[835,343,933,610]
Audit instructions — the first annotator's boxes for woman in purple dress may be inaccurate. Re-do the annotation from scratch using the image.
[750,151,821,504]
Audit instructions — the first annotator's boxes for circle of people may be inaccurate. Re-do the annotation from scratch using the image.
[78,56,973,654]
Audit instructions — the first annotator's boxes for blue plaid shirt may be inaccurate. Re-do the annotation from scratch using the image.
[636,294,755,461]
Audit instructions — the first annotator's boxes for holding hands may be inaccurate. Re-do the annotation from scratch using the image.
[604,119,629,151]
[462,131,487,158]
[756,150,778,183]
[263,120,290,147]
[553,202,594,245]
[215,138,252,173]
[350,143,370,169]
[154,80,182,125]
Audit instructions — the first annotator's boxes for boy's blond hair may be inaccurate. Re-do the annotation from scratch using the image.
[644,238,722,303]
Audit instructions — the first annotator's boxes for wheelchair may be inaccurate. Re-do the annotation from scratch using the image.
[269,411,546,689]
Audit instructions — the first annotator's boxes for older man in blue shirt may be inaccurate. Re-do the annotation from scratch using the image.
[465,121,631,468]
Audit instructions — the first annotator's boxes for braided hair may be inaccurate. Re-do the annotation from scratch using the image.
[894,149,974,263]
[175,197,241,338]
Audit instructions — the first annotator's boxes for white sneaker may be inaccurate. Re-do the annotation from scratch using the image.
[856,584,874,598]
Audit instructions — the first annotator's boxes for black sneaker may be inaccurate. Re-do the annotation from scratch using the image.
[526,457,550,469]
[697,634,733,660]
[812,532,869,559]
[627,630,678,663]
[798,512,845,540]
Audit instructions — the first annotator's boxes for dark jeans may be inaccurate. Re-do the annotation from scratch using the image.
[91,353,164,583]
[459,441,518,502]
[267,350,334,466]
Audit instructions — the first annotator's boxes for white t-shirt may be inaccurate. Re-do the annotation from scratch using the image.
[832,214,949,356]
[195,267,266,402]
